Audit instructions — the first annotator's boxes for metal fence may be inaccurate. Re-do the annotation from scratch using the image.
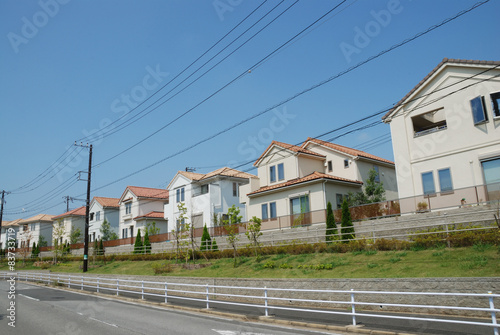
[3,271,499,334]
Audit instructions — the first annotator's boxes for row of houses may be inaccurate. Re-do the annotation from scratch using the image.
[2,58,499,249]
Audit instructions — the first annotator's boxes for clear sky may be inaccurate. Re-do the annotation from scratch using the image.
[1,0,499,220]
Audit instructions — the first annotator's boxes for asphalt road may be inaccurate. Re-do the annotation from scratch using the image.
[0,280,342,335]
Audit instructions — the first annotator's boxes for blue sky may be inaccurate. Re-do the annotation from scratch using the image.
[1,0,499,220]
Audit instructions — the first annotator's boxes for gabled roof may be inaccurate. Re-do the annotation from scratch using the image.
[303,137,394,165]
[134,211,166,220]
[382,58,500,121]
[168,167,257,189]
[119,186,169,202]
[248,171,362,196]
[52,206,86,220]
[2,218,23,227]
[254,140,325,166]
[22,214,55,223]
[93,197,120,208]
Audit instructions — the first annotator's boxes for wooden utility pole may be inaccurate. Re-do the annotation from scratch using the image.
[75,143,92,272]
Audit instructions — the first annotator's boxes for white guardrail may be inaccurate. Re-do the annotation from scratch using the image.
[2,272,499,334]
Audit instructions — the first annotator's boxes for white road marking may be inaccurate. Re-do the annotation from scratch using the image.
[18,294,40,301]
[89,317,118,328]
[212,330,272,335]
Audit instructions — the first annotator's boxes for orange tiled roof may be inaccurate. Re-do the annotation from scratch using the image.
[52,206,86,220]
[303,137,394,165]
[126,186,169,200]
[22,214,55,223]
[383,58,500,120]
[254,140,325,166]
[134,211,165,220]
[248,171,362,196]
[2,218,23,227]
[94,197,120,208]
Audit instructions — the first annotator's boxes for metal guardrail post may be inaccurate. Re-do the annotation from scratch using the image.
[351,289,357,326]
[116,279,119,296]
[489,291,499,335]
[48,272,51,284]
[68,276,71,288]
[141,281,144,300]
[165,283,168,304]
[81,276,83,290]
[97,278,100,293]
[264,287,268,317]
[206,284,209,309]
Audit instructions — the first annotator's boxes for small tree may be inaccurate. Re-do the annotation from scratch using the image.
[200,224,212,251]
[70,226,82,245]
[245,216,262,257]
[171,202,190,263]
[325,202,338,243]
[145,221,160,236]
[99,239,104,256]
[31,242,38,258]
[134,230,143,254]
[348,168,386,206]
[223,205,242,267]
[52,220,66,264]
[211,239,219,251]
[341,199,355,242]
[143,230,151,254]
[38,235,48,247]
[100,219,118,241]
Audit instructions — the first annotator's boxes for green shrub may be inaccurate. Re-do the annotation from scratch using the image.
[151,261,173,274]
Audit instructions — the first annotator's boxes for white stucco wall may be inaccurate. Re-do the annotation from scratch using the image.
[387,64,500,199]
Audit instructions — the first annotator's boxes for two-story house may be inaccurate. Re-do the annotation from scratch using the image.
[51,207,86,245]
[165,167,257,231]
[17,214,55,248]
[89,197,120,242]
[0,219,22,250]
[118,186,169,239]
[382,58,500,211]
[240,139,397,226]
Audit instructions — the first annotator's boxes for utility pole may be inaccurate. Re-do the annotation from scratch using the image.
[75,143,92,272]
[63,196,73,212]
[0,190,5,232]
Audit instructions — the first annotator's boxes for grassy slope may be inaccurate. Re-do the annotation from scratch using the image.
[3,245,499,278]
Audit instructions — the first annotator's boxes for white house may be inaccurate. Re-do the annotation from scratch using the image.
[382,58,500,211]
[0,219,21,250]
[118,186,169,239]
[17,214,55,248]
[164,167,257,232]
[51,207,86,245]
[240,139,397,226]
[89,197,120,242]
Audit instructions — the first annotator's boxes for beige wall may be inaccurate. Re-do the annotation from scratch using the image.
[257,147,298,187]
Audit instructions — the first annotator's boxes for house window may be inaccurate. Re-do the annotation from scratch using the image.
[125,202,132,214]
[328,160,333,172]
[269,202,277,219]
[421,171,435,195]
[200,184,209,195]
[233,182,238,197]
[470,96,488,125]
[290,195,309,215]
[122,228,127,239]
[373,165,380,183]
[344,159,349,168]
[412,108,447,137]
[129,226,134,238]
[261,204,268,220]
[277,163,284,181]
[23,224,28,232]
[96,211,100,221]
[336,193,344,209]
[438,168,453,192]
[176,187,185,203]
[176,218,185,231]
[269,166,276,183]
[491,92,500,118]
[90,212,94,221]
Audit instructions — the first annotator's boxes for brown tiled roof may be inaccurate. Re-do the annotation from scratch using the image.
[134,211,165,220]
[2,218,23,227]
[22,214,55,223]
[303,137,394,165]
[254,140,325,166]
[248,171,362,196]
[177,167,256,182]
[52,206,86,220]
[94,197,120,208]
[383,58,500,121]
[126,186,169,200]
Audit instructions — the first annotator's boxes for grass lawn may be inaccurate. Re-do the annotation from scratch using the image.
[3,244,499,278]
